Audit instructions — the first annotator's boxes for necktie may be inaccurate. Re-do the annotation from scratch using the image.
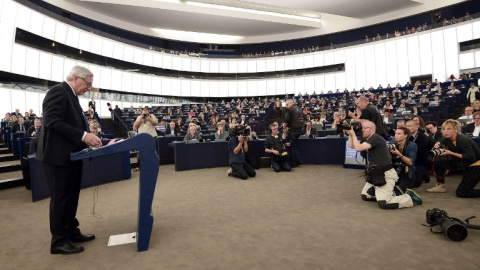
[20,125,24,131]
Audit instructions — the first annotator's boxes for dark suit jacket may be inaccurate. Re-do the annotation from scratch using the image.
[165,126,180,136]
[11,122,28,133]
[465,123,476,134]
[27,126,40,137]
[37,81,88,166]
[410,132,429,166]
[302,127,317,138]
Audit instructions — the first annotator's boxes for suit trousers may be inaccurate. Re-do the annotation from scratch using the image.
[43,161,83,247]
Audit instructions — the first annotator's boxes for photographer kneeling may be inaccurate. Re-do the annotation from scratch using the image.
[428,119,480,197]
[345,121,422,209]
[265,124,292,172]
[227,125,256,180]
[388,127,417,193]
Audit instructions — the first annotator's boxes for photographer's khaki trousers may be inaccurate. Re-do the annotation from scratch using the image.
[361,169,414,209]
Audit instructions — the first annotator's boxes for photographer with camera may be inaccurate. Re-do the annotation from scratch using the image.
[388,127,418,193]
[265,124,292,172]
[133,107,158,138]
[428,119,480,197]
[227,125,256,180]
[348,96,387,139]
[283,99,304,167]
[345,121,422,209]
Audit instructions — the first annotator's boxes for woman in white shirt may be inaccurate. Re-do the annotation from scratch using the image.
[467,83,479,105]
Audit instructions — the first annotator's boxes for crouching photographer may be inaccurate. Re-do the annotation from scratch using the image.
[345,121,422,209]
[227,125,256,180]
[428,119,480,197]
[265,124,291,172]
[388,127,418,193]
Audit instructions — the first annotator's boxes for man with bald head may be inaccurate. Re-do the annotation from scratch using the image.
[283,98,304,167]
[348,96,386,138]
[345,120,422,209]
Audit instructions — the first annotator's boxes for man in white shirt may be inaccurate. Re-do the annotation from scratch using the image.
[465,112,480,137]
[458,106,474,120]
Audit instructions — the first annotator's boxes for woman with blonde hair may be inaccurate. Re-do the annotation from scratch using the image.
[428,119,480,197]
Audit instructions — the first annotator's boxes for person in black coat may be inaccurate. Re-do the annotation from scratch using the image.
[406,120,430,187]
[11,116,28,133]
[36,66,102,255]
[429,119,480,197]
[165,120,180,136]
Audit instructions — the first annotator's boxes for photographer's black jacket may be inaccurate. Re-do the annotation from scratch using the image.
[361,104,384,136]
[441,134,480,168]
[285,105,304,132]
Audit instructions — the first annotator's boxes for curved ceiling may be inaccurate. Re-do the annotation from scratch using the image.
[43,0,465,44]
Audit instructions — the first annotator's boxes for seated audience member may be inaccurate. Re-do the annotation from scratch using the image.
[412,105,419,116]
[458,106,474,120]
[312,115,322,125]
[466,83,479,105]
[155,119,167,135]
[11,108,22,117]
[265,124,291,172]
[27,118,42,137]
[12,116,28,133]
[383,109,394,124]
[198,113,207,125]
[183,124,202,142]
[465,112,480,137]
[406,97,416,105]
[3,112,12,122]
[227,125,256,180]
[239,115,248,125]
[428,119,480,197]
[474,101,480,113]
[165,121,180,136]
[301,120,317,138]
[446,86,460,95]
[383,101,393,110]
[389,127,417,193]
[411,115,425,129]
[215,122,229,140]
[332,116,345,135]
[419,95,429,104]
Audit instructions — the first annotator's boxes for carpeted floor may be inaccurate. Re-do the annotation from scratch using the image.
[1,164,478,270]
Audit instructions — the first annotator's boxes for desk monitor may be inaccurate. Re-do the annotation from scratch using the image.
[343,140,366,169]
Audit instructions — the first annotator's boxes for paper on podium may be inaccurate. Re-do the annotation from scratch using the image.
[108,232,137,247]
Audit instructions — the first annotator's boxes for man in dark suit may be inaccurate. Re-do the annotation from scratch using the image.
[465,112,480,137]
[165,120,180,136]
[301,120,317,138]
[407,120,430,187]
[37,66,102,255]
[11,116,28,133]
[27,118,42,137]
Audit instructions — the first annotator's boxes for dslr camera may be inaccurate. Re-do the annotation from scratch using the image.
[348,106,356,113]
[387,142,399,151]
[230,125,250,137]
[429,145,448,157]
[425,208,469,242]
[143,113,150,118]
[342,121,362,132]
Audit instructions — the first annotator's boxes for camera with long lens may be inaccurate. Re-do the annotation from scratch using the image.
[425,208,470,242]
[342,121,362,132]
[229,125,250,137]
[429,146,447,157]
[387,142,399,151]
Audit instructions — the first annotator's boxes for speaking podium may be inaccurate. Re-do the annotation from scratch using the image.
[71,133,159,252]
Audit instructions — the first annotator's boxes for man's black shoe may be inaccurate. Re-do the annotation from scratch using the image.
[71,234,95,243]
[51,242,84,255]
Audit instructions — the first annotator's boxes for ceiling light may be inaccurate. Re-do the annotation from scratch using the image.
[185,1,321,23]
[151,28,243,43]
